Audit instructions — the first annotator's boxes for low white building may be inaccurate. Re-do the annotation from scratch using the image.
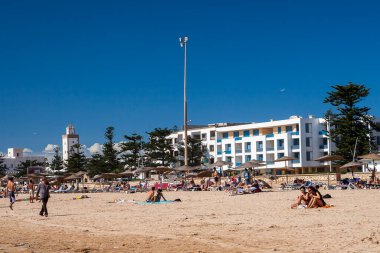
[2,148,46,175]
[169,115,338,175]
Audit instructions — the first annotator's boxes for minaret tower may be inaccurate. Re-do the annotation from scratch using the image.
[62,124,79,162]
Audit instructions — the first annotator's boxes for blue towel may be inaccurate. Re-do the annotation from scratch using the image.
[135,200,174,205]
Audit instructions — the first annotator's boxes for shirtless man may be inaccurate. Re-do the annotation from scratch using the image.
[146,187,155,202]
[5,177,17,210]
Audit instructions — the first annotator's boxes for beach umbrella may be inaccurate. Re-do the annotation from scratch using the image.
[99,173,120,179]
[210,161,231,167]
[64,174,81,180]
[358,153,380,184]
[340,161,363,178]
[119,169,134,177]
[314,154,343,187]
[172,165,199,172]
[197,170,213,178]
[274,156,295,184]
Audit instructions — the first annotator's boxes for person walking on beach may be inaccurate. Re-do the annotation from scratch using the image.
[36,178,50,217]
[5,177,17,210]
[28,179,35,203]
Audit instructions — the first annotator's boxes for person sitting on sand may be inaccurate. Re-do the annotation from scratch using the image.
[307,186,326,208]
[154,189,166,202]
[291,186,310,208]
[146,187,155,202]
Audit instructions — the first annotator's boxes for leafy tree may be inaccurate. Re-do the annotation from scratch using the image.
[102,126,121,173]
[145,128,176,166]
[65,144,87,173]
[324,82,380,164]
[50,147,63,174]
[0,154,6,176]
[119,133,144,169]
[86,153,107,177]
[16,160,44,177]
[178,136,206,166]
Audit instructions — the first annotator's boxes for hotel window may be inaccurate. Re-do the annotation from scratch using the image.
[210,131,215,140]
[293,139,299,146]
[306,151,313,161]
[253,130,259,136]
[277,153,284,159]
[202,133,207,140]
[226,144,231,151]
[277,139,284,147]
[210,145,214,152]
[293,152,300,159]
[277,127,282,134]
[245,155,251,162]
[223,132,228,139]
[234,131,239,138]
[257,154,264,161]
[296,124,300,132]
[245,142,251,151]
[306,137,312,147]
[305,123,312,133]
[226,157,232,162]
[323,138,328,145]
[243,130,250,137]
[286,126,292,132]
[257,141,263,149]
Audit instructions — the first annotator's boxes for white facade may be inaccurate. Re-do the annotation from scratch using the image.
[3,148,45,175]
[62,124,79,162]
[168,115,338,174]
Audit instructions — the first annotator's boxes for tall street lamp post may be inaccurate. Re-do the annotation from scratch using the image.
[179,36,189,166]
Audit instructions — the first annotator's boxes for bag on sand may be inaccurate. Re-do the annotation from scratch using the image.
[323,194,332,198]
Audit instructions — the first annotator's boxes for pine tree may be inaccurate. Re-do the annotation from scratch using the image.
[178,136,205,166]
[50,147,63,174]
[324,82,380,164]
[119,133,144,169]
[65,144,87,173]
[86,153,107,177]
[102,126,121,172]
[145,128,176,166]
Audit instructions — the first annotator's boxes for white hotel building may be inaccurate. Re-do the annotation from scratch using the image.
[169,115,337,175]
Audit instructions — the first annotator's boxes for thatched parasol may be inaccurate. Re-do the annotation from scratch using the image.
[274,156,295,184]
[315,154,343,187]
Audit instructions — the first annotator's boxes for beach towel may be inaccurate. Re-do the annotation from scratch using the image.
[135,200,175,205]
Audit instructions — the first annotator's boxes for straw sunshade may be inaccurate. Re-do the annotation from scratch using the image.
[153,166,173,174]
[197,170,213,178]
[314,155,343,162]
[99,173,120,179]
[172,165,200,172]
[65,174,81,180]
[340,161,363,169]
[119,169,134,177]
[274,156,295,184]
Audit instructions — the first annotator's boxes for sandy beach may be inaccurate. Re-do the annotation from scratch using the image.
[1,189,380,253]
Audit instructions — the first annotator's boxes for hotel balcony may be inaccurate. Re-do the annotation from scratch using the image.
[256,148,263,152]
[245,149,251,153]
[266,134,274,138]
[234,137,242,141]
[217,139,222,143]
[217,151,222,155]
[292,159,300,163]
[291,131,299,136]
[267,161,275,165]
[292,145,300,149]
[267,147,275,151]
[319,144,328,149]
[225,150,232,154]
[277,146,284,150]
[235,162,242,167]
[236,150,242,154]
[319,130,328,135]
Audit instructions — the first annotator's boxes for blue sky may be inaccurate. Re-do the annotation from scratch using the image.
[1,0,379,154]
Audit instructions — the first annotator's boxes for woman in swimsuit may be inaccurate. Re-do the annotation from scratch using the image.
[5,177,16,210]
[154,189,166,202]
[307,186,326,208]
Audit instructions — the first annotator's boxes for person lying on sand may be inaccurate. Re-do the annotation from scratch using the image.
[291,186,310,208]
[146,187,155,202]
[154,189,166,202]
[73,195,90,200]
[307,186,326,208]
